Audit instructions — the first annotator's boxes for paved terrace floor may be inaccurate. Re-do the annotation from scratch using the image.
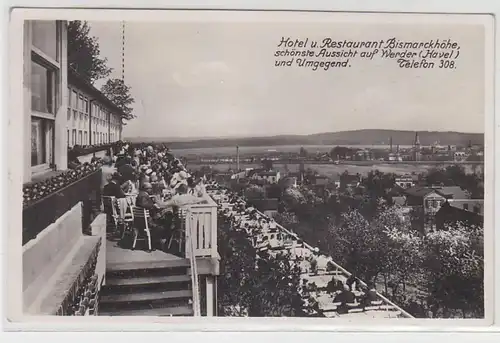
[106,237,182,269]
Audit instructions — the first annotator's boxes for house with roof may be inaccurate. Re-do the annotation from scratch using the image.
[335,173,362,189]
[395,174,419,189]
[404,185,470,232]
[251,169,281,184]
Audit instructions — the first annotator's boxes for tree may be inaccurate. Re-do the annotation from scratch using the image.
[244,184,266,200]
[423,223,484,318]
[217,214,304,317]
[67,21,112,83]
[262,159,273,171]
[101,78,136,120]
[327,209,385,282]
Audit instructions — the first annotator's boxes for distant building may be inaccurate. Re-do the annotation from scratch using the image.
[454,151,467,161]
[387,152,403,162]
[335,173,361,189]
[312,175,329,186]
[395,174,418,189]
[251,170,281,184]
[404,185,470,231]
[412,132,421,161]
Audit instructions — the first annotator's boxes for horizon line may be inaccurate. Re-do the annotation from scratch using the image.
[123,128,485,140]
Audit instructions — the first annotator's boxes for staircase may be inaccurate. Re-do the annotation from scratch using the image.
[98,259,195,316]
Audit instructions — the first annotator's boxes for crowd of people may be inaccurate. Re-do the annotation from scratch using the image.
[101,142,207,252]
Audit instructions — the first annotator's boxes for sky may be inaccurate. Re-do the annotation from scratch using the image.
[87,18,486,138]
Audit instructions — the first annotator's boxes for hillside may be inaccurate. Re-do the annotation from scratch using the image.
[125,129,484,149]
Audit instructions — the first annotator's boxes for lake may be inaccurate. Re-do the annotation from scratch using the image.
[170,144,415,157]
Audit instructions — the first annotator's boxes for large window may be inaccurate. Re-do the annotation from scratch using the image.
[79,95,84,112]
[78,131,82,145]
[72,129,76,146]
[31,118,53,166]
[31,21,58,61]
[30,21,61,172]
[84,131,88,145]
[72,90,78,110]
[31,60,54,114]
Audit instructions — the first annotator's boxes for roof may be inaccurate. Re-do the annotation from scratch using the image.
[258,171,278,177]
[388,185,405,196]
[404,186,436,198]
[449,199,484,215]
[436,186,469,200]
[68,68,127,118]
[250,198,279,211]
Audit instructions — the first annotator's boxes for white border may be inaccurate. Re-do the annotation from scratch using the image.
[2,0,499,337]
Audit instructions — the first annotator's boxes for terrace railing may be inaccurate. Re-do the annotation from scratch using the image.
[184,193,218,259]
[22,169,103,245]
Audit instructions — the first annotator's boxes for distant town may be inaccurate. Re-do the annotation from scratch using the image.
[178,132,484,165]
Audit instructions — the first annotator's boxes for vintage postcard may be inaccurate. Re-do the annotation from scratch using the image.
[7,8,495,329]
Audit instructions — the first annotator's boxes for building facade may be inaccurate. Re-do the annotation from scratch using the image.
[67,69,124,148]
[23,20,124,184]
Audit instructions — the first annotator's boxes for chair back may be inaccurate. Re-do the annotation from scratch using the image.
[132,206,150,231]
[102,196,117,216]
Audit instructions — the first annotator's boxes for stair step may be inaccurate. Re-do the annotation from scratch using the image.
[107,259,190,272]
[100,289,193,304]
[100,305,194,317]
[106,274,191,286]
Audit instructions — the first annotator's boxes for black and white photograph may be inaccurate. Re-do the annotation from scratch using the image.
[10,9,494,323]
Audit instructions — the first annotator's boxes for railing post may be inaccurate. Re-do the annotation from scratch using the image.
[184,210,191,259]
[211,205,217,258]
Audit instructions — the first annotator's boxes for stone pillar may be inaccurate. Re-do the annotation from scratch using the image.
[54,21,68,171]
[206,276,215,317]
[23,21,32,183]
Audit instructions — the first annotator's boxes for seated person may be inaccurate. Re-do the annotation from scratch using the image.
[103,173,126,199]
[326,276,340,293]
[362,282,379,307]
[118,163,136,183]
[135,182,168,250]
[103,173,126,232]
[333,284,357,314]
[346,273,361,292]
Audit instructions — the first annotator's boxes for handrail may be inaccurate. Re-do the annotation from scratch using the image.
[187,210,202,316]
[211,189,414,318]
